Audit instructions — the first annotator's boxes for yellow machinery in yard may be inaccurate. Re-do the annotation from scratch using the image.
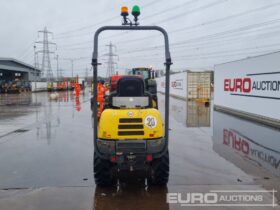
[128,67,158,108]
[91,6,172,186]
[5,80,31,93]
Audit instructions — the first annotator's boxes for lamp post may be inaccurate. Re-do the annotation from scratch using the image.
[33,45,37,90]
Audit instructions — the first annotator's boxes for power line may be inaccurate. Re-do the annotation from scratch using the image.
[50,2,280,71]
[121,47,279,62]
[51,0,160,36]
[17,42,34,59]
[112,2,280,46]
[54,0,212,41]
[55,26,280,66]
[57,23,280,54]
[157,0,228,24]
[55,28,280,65]
[172,19,280,47]
[173,50,278,61]
[55,0,163,38]
[51,0,232,46]
[60,57,88,78]
[117,27,280,57]
[167,1,280,34]
[114,18,280,56]
[142,0,197,21]
[56,16,118,37]
[88,0,226,42]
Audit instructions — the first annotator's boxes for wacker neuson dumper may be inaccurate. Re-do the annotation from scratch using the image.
[91,5,172,186]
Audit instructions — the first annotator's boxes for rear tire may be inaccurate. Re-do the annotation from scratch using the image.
[148,150,169,186]
[90,97,94,111]
[153,95,158,109]
[94,153,116,187]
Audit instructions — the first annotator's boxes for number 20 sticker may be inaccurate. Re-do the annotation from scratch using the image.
[144,115,157,129]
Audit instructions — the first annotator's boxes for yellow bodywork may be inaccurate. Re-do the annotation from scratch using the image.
[98,108,164,140]
[195,98,209,104]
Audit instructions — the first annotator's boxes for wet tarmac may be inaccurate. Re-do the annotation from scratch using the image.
[0,90,279,209]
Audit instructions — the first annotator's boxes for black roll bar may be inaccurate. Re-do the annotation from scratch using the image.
[91,25,172,154]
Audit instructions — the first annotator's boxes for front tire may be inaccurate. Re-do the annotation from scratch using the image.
[148,150,169,186]
[94,153,116,187]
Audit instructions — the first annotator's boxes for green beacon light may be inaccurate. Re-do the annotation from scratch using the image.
[132,5,140,24]
[132,5,140,16]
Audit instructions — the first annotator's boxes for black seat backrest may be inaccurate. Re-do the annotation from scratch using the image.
[117,76,144,97]
[105,76,153,109]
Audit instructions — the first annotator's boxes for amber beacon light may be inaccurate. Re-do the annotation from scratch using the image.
[121,6,129,17]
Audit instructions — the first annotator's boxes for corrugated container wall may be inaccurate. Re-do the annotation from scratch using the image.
[187,72,211,100]
[156,71,212,101]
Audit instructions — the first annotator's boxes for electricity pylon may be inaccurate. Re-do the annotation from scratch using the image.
[36,27,56,82]
[104,42,118,78]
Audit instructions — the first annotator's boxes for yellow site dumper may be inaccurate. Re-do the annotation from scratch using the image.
[91,5,172,186]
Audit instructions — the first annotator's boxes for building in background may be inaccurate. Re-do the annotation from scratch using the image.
[0,58,40,82]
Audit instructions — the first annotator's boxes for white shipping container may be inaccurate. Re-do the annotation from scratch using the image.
[31,82,47,92]
[214,51,280,122]
[156,72,187,99]
[156,71,211,100]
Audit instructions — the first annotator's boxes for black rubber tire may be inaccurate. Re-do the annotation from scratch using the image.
[94,153,116,187]
[90,97,94,112]
[153,95,158,109]
[148,150,169,186]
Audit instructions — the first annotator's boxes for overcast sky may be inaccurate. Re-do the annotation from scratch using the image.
[1,0,280,77]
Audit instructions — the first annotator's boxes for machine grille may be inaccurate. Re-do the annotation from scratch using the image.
[118,131,144,136]
[119,118,142,123]
[118,124,143,129]
[118,118,144,136]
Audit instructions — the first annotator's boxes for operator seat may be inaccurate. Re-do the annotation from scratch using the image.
[108,76,153,108]
[118,76,144,97]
